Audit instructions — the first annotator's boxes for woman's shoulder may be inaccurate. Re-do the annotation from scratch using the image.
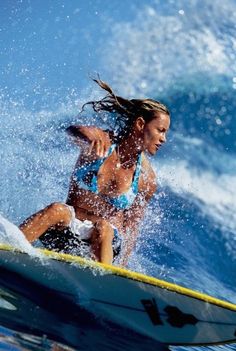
[141,154,156,178]
[140,154,157,199]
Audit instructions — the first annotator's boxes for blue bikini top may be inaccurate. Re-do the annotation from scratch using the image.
[73,144,142,210]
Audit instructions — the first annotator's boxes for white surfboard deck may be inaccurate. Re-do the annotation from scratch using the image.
[0,243,236,347]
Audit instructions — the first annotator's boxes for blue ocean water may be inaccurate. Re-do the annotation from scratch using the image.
[0,0,236,350]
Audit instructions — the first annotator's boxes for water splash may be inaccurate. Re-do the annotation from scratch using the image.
[156,154,236,258]
[102,0,236,96]
[0,213,37,255]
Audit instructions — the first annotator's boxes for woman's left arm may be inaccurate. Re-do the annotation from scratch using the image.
[118,196,146,266]
[119,161,157,266]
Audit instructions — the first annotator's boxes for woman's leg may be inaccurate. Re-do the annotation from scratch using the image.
[19,203,72,243]
[91,219,114,264]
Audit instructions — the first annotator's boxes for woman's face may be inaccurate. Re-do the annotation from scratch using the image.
[142,112,170,155]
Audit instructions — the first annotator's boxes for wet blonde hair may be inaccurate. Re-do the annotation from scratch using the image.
[82,77,170,140]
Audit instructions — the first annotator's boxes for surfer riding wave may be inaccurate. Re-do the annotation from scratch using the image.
[19,78,170,266]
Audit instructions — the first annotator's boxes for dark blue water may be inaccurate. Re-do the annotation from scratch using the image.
[0,0,236,350]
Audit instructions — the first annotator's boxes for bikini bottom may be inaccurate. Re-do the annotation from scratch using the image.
[39,224,122,259]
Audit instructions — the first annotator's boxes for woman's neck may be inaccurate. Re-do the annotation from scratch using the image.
[116,135,142,169]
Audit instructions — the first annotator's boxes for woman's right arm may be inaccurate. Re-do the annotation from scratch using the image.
[66,125,112,157]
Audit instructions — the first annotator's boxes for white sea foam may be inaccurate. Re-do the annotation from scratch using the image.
[155,156,236,258]
[0,88,106,224]
[101,0,236,96]
[157,161,236,226]
[0,213,38,255]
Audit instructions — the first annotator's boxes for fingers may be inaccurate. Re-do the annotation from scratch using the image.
[88,139,107,158]
[88,140,95,155]
[95,140,103,157]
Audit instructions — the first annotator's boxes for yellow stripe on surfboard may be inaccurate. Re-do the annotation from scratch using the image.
[0,243,236,312]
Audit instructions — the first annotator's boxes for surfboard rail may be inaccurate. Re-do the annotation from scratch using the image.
[0,243,236,313]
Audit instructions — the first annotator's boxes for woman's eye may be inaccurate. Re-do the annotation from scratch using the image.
[158,128,168,134]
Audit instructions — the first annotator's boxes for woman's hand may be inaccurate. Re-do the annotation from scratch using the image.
[88,138,110,158]
[67,125,111,158]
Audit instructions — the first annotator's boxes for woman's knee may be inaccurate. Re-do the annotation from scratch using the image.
[48,202,72,225]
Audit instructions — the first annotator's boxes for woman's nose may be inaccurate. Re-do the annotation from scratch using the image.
[160,133,166,143]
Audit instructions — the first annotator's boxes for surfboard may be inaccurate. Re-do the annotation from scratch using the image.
[0,243,236,349]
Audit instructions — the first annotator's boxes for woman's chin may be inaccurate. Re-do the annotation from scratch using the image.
[145,147,157,156]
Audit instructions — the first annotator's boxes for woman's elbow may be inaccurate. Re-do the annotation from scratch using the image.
[66,125,79,135]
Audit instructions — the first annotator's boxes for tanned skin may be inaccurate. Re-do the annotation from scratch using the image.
[20,112,170,266]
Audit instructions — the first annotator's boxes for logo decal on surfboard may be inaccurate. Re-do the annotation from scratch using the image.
[141,299,198,328]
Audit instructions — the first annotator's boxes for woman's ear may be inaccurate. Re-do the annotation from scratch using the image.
[135,117,145,132]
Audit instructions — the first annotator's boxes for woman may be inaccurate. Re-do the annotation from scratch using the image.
[20,78,170,266]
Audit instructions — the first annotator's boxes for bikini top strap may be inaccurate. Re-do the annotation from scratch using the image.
[74,144,115,188]
[107,144,116,156]
[131,152,142,193]
[88,143,116,169]
[89,144,116,192]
